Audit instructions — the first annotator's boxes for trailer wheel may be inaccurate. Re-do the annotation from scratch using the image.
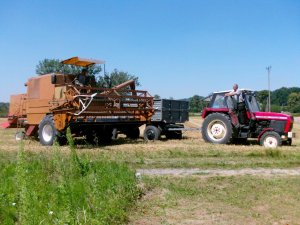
[202,113,232,144]
[144,125,161,141]
[112,128,118,140]
[15,131,25,141]
[38,115,58,146]
[126,127,140,139]
[260,131,282,148]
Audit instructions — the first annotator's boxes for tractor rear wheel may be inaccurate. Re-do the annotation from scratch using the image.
[202,113,232,144]
[38,114,66,146]
[260,131,282,148]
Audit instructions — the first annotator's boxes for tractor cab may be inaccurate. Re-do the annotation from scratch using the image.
[203,89,255,126]
[201,90,295,148]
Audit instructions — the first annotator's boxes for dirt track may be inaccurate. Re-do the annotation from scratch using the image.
[137,168,300,177]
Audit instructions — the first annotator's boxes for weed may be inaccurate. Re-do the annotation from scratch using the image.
[0,137,140,224]
[265,149,282,158]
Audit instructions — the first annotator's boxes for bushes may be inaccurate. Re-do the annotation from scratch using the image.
[0,137,140,224]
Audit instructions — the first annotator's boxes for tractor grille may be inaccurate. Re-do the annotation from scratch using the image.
[269,120,286,133]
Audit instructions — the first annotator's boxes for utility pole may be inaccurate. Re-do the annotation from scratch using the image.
[266,66,272,112]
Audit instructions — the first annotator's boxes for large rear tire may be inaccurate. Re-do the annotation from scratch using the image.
[201,113,232,144]
[260,131,282,148]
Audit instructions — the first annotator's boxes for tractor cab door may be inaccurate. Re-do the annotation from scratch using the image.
[244,94,260,113]
[243,93,261,126]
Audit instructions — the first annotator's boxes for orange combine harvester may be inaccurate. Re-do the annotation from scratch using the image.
[3,57,154,145]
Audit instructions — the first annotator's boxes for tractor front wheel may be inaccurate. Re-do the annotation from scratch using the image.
[260,131,282,148]
[201,113,232,144]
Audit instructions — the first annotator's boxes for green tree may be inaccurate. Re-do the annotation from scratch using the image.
[36,59,102,76]
[271,87,300,107]
[287,92,300,112]
[98,69,140,88]
[189,95,205,113]
[154,95,161,99]
[256,90,269,111]
[0,102,9,117]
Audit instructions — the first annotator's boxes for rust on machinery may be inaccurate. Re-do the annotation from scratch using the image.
[50,77,153,130]
[2,94,28,128]
[3,56,154,145]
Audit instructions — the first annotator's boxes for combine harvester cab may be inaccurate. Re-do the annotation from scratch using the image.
[3,57,154,146]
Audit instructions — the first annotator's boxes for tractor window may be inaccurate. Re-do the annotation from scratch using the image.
[245,95,260,112]
[211,94,227,108]
[226,96,236,110]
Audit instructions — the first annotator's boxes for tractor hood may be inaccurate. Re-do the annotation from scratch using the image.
[253,112,292,121]
[253,111,294,132]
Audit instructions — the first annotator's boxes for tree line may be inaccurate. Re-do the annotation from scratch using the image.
[0,103,9,117]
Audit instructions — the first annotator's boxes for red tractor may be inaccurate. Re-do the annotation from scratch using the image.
[201,90,295,148]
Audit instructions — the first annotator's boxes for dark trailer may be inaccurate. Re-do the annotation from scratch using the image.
[143,99,190,140]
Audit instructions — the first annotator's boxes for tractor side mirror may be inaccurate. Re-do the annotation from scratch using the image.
[51,75,57,84]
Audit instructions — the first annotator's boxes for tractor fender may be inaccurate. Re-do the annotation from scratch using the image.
[202,108,229,119]
[258,128,274,141]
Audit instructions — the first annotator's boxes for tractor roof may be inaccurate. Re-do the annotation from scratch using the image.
[61,57,105,67]
[212,89,252,94]
[202,89,253,102]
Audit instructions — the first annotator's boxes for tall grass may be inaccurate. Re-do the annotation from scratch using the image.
[0,128,140,224]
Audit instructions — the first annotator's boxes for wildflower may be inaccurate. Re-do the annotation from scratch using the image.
[49,211,54,215]
[12,202,16,206]
[135,172,141,179]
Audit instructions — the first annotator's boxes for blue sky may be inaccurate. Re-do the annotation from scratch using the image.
[0,0,299,102]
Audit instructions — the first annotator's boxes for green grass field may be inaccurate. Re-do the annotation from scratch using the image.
[0,131,140,225]
[0,117,300,224]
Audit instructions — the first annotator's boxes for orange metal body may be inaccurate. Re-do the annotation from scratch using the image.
[26,74,55,125]
[5,57,154,136]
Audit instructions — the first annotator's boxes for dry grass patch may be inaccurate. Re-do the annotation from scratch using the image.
[1,117,300,170]
[130,175,300,225]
